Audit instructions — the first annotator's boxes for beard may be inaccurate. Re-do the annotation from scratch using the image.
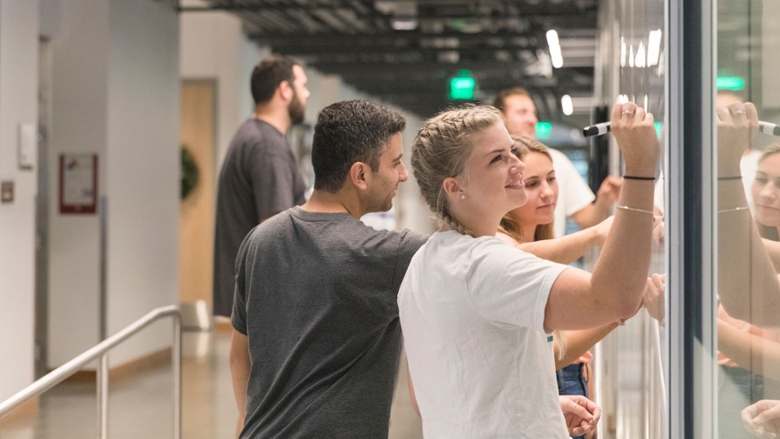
[288,90,305,125]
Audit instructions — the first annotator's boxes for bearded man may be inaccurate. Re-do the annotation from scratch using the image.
[213,55,311,318]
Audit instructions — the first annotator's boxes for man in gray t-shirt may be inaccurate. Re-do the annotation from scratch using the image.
[230,100,427,438]
[213,55,310,317]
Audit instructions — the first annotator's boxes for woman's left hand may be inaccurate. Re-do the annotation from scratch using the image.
[642,273,666,322]
[559,395,601,436]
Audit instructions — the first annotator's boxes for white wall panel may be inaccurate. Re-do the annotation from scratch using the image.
[0,0,39,400]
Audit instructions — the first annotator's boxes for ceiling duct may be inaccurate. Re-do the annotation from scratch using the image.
[186,0,598,118]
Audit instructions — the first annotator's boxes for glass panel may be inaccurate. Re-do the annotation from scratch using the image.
[592,0,666,437]
[716,1,780,438]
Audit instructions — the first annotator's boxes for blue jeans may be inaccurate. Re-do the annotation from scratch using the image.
[557,363,589,439]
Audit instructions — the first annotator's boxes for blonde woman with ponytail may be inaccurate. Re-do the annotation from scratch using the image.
[398,103,658,438]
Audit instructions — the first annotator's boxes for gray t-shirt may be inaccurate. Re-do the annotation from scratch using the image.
[213,119,306,317]
[232,207,427,439]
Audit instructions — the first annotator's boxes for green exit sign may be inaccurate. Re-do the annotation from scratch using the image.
[536,122,552,139]
[449,71,476,100]
[717,76,745,91]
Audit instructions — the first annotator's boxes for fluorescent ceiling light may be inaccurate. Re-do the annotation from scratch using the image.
[391,19,417,30]
[635,42,646,68]
[620,37,627,67]
[648,29,662,66]
[561,94,573,116]
[546,30,563,68]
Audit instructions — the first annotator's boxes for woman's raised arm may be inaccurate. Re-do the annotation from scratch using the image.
[544,102,658,331]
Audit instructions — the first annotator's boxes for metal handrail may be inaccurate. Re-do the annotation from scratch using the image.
[0,305,182,439]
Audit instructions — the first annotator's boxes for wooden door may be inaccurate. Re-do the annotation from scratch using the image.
[179,81,216,305]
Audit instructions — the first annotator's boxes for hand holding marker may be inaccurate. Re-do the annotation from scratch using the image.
[583,120,780,137]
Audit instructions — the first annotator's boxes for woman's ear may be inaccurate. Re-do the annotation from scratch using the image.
[442,177,462,197]
[348,162,369,191]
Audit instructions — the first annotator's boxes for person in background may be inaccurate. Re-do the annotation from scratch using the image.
[213,55,310,318]
[493,87,622,238]
[399,102,657,438]
[229,100,427,438]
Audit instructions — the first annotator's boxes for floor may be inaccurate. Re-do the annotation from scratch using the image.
[0,327,422,438]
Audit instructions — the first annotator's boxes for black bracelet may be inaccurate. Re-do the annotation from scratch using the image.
[623,175,656,181]
[718,175,742,180]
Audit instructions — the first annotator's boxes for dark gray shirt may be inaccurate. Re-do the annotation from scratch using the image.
[213,119,306,317]
[232,207,427,439]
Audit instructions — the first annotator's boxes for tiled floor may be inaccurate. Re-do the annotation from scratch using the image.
[0,328,422,438]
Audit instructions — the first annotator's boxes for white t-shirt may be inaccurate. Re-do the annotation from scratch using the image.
[549,148,595,237]
[398,231,570,438]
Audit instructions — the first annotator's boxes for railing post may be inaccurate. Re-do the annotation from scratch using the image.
[97,353,109,439]
[173,314,181,439]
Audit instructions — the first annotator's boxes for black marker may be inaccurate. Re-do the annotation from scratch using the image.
[583,121,780,137]
[582,123,611,137]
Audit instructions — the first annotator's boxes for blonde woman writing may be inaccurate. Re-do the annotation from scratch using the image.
[398,103,658,438]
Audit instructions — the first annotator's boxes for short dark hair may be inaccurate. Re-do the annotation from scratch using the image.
[312,100,406,193]
[492,87,532,112]
[251,55,298,105]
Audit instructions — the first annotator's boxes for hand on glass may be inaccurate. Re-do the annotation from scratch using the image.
[559,395,601,437]
[742,399,780,438]
[643,273,666,322]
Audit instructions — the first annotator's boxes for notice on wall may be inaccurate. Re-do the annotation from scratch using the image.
[59,154,98,214]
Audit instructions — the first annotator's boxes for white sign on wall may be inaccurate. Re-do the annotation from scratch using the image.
[59,154,98,214]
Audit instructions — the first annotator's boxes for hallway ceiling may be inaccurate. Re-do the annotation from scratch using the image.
[181,0,598,119]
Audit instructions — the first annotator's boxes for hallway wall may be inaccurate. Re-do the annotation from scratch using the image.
[0,0,40,401]
[45,0,180,369]
[104,0,180,366]
[47,0,108,369]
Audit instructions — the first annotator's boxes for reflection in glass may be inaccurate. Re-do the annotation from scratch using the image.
[716,1,780,437]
